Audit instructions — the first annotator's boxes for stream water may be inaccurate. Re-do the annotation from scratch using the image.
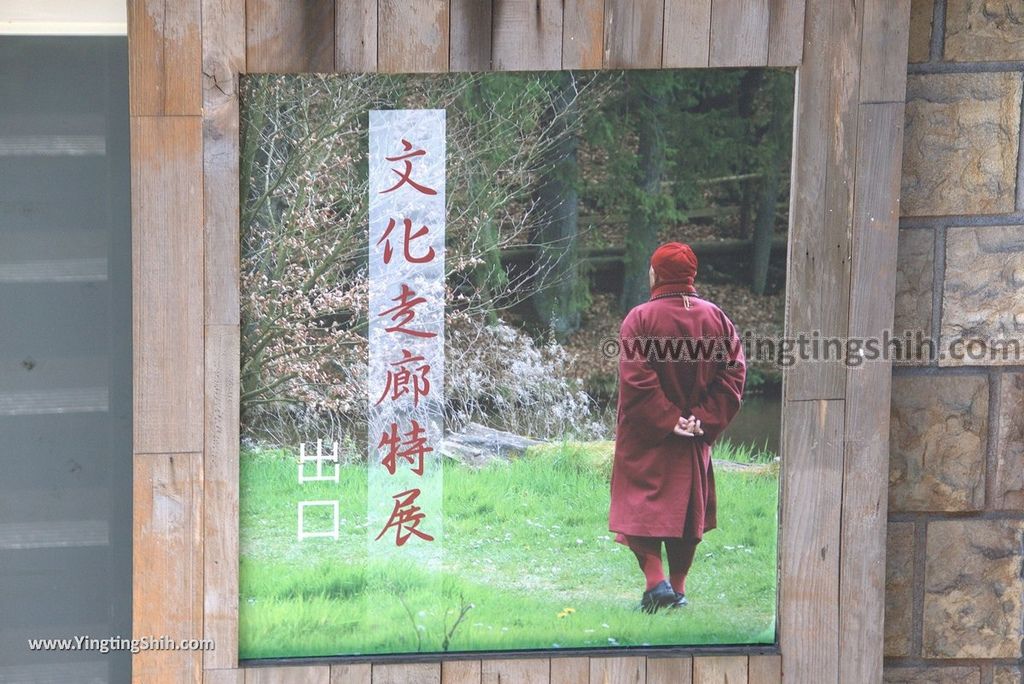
[719,393,782,456]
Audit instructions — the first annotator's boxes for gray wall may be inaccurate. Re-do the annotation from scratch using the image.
[0,36,132,683]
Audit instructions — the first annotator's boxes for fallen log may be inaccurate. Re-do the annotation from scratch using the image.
[441,422,545,467]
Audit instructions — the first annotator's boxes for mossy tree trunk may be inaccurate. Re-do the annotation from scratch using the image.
[620,82,667,313]
[751,75,788,296]
[531,72,583,338]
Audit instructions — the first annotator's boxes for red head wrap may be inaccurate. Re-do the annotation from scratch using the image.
[650,242,698,298]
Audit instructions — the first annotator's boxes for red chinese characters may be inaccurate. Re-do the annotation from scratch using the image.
[374,488,435,546]
[381,139,438,196]
[371,134,442,548]
[376,349,431,407]
[378,284,437,339]
[377,218,436,264]
[377,419,432,476]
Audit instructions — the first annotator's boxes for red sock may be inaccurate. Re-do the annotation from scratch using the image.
[665,538,699,595]
[668,571,687,595]
[626,536,665,590]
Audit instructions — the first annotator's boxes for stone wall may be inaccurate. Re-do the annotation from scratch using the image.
[887,1,1024,681]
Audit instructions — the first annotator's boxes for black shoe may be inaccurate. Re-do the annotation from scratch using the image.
[670,591,688,608]
[641,580,677,614]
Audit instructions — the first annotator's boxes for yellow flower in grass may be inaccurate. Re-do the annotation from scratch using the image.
[557,607,576,619]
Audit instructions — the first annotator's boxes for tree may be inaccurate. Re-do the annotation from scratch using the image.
[620,74,669,312]
[530,71,584,338]
[748,72,791,295]
[584,71,750,312]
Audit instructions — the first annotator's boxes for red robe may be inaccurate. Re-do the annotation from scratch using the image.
[609,292,746,542]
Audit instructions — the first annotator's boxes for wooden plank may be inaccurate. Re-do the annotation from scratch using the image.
[246,666,331,683]
[372,663,442,684]
[481,659,549,683]
[133,452,203,683]
[784,0,857,401]
[332,663,372,684]
[603,0,665,69]
[747,655,781,684]
[709,0,770,67]
[646,657,692,683]
[782,0,828,402]
[450,0,492,71]
[692,656,747,684]
[589,656,645,683]
[378,0,449,72]
[204,325,240,669]
[838,103,904,684]
[203,0,244,326]
[202,98,240,327]
[819,0,864,398]
[547,658,587,684]
[202,0,241,671]
[128,0,202,115]
[492,0,563,71]
[441,660,480,684]
[859,0,912,103]
[336,0,377,72]
[245,0,335,73]
[768,0,806,66]
[206,670,245,684]
[663,0,712,68]
[779,399,844,682]
[809,0,863,397]
[131,116,204,454]
[562,0,605,69]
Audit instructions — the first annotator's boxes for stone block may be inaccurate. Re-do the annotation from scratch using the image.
[885,521,916,657]
[923,518,1024,658]
[995,372,1024,509]
[940,225,1024,367]
[889,374,988,511]
[884,666,981,684]
[902,73,1021,216]
[894,228,934,365]
[946,0,1024,62]
[994,666,1022,684]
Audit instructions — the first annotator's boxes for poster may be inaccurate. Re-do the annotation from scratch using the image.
[238,70,792,659]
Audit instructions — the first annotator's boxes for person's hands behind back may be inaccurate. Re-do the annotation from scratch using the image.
[672,415,704,438]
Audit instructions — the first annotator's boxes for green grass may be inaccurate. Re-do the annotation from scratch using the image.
[705,438,778,465]
[239,441,779,659]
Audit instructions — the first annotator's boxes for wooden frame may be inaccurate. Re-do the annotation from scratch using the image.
[128,1,911,681]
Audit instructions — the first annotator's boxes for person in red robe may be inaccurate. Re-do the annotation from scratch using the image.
[608,242,746,613]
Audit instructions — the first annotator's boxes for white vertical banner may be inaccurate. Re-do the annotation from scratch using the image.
[367,110,445,569]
